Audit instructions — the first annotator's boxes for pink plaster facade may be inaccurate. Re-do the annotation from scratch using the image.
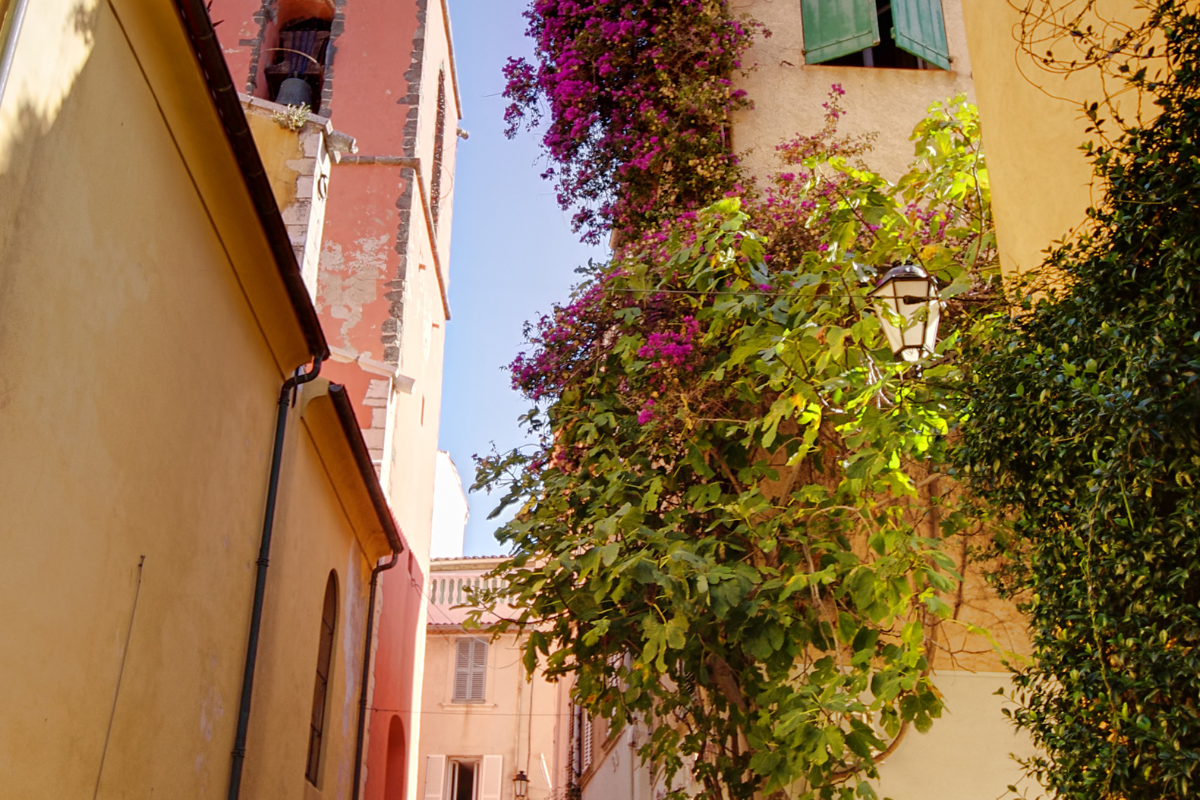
[211,1,461,798]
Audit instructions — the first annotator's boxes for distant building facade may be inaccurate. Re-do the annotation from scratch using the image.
[419,558,572,800]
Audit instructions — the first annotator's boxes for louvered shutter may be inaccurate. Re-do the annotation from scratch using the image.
[453,639,471,701]
[424,755,446,800]
[478,755,503,800]
[801,0,879,64]
[468,639,488,702]
[453,638,488,702]
[581,714,593,772]
[892,0,951,69]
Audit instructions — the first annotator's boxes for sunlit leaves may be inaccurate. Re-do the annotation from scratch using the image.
[473,99,1000,800]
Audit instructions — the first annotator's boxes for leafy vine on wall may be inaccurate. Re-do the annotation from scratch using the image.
[476,95,1008,800]
[959,3,1200,798]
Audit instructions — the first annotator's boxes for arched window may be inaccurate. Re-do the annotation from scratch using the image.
[264,2,334,112]
[385,716,406,799]
[306,572,338,785]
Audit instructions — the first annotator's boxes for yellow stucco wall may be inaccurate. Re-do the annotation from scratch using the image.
[0,2,387,797]
[874,672,1038,799]
[247,111,304,212]
[959,0,1107,275]
[733,0,977,182]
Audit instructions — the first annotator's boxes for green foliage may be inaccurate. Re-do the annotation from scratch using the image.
[475,99,1000,800]
[957,4,1200,797]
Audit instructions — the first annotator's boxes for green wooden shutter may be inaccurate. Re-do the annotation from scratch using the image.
[801,0,879,64]
[892,0,951,70]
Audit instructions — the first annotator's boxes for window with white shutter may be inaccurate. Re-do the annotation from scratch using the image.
[424,755,446,800]
[453,638,488,703]
[478,755,503,800]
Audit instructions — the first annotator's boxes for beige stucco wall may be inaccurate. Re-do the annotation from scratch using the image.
[418,560,569,800]
[417,630,568,800]
[872,672,1037,799]
[581,673,1033,800]
[959,0,1113,276]
[732,0,977,182]
[0,2,388,797]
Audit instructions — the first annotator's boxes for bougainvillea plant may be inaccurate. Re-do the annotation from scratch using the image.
[474,98,1006,800]
[958,3,1200,798]
[502,0,758,243]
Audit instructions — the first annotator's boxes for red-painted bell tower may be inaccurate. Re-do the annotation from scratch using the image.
[209,1,461,798]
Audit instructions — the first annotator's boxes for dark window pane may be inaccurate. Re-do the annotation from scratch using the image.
[306,573,338,785]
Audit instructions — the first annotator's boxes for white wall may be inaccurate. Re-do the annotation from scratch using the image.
[430,450,469,559]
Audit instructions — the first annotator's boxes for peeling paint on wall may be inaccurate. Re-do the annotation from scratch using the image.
[317,234,389,355]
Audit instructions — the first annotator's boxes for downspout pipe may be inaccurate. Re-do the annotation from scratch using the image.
[0,0,31,104]
[351,550,401,800]
[227,357,323,800]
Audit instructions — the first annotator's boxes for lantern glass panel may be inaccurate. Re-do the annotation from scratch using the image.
[868,266,940,361]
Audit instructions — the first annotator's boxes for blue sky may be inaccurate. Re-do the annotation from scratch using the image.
[439,0,607,556]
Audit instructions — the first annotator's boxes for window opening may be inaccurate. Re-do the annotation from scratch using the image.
[306,572,338,784]
[450,760,476,800]
[266,17,332,111]
[430,70,448,227]
[802,0,949,70]
[452,638,487,703]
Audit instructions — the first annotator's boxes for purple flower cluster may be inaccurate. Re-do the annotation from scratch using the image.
[508,270,632,401]
[502,0,759,243]
[637,316,700,369]
[637,398,657,425]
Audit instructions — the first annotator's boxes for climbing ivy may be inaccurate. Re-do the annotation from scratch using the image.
[957,3,1200,797]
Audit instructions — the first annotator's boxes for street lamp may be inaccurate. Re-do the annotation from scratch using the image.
[868,263,941,362]
[513,771,529,799]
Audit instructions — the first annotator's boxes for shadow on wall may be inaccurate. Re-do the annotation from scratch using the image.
[0,0,99,195]
[0,0,101,375]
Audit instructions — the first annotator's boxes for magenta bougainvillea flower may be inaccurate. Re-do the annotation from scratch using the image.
[503,0,759,243]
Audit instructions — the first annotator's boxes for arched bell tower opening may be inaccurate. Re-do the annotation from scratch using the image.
[251,0,335,114]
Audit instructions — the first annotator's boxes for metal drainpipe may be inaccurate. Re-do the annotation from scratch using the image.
[351,549,401,800]
[227,357,323,800]
[0,0,31,104]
